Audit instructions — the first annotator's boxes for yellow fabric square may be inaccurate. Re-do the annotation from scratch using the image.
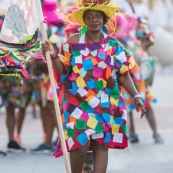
[128,56,136,70]
[64,130,68,140]
[120,65,128,74]
[110,97,118,106]
[112,124,120,134]
[73,65,79,74]
[76,76,86,87]
[87,117,98,129]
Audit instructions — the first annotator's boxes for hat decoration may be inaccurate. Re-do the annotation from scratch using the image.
[42,0,64,24]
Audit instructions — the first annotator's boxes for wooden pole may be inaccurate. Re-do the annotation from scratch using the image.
[35,0,71,173]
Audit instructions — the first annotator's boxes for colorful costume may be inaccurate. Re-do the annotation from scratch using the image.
[114,14,156,111]
[53,31,136,157]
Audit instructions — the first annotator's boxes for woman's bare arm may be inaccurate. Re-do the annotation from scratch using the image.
[119,73,146,118]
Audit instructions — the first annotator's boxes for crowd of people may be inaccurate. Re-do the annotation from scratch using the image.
[1,0,171,172]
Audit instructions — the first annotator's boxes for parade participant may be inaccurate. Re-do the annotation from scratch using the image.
[42,0,146,172]
[0,74,33,152]
[113,0,163,144]
[129,17,163,143]
[0,5,30,152]
[31,0,65,154]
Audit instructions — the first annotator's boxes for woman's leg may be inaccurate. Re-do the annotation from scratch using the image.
[92,140,108,173]
[145,106,157,133]
[44,101,56,145]
[128,111,139,143]
[16,108,26,135]
[38,102,47,142]
[145,106,163,143]
[70,141,90,173]
[6,106,15,141]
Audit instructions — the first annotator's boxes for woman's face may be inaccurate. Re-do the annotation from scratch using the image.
[84,10,104,32]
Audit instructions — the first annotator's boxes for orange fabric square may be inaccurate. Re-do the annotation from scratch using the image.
[61,114,65,124]
[85,89,96,98]
[107,48,112,56]
[69,116,76,125]
[92,58,98,65]
[106,67,112,79]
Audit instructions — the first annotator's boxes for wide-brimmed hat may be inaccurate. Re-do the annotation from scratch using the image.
[42,0,64,24]
[68,0,122,26]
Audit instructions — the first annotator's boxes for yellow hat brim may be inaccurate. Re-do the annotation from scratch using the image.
[70,5,120,26]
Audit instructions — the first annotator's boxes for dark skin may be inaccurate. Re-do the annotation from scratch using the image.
[42,10,146,173]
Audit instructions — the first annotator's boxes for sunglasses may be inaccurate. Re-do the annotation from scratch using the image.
[84,13,103,21]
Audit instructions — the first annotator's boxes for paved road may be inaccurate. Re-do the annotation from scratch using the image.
[0,68,173,173]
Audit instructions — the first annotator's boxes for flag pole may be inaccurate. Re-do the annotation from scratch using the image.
[36,0,71,172]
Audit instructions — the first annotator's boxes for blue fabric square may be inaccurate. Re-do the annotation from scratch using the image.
[95,114,104,123]
[114,117,123,126]
[105,88,111,96]
[82,58,93,71]
[63,123,66,130]
[70,82,78,95]
[60,75,67,83]
[100,101,110,108]
[64,111,69,123]
[102,113,111,123]
[77,132,88,146]
[86,108,94,113]
[98,53,106,60]
[118,100,125,106]
[116,44,123,55]
[104,132,111,143]
[71,56,75,66]
[86,79,95,89]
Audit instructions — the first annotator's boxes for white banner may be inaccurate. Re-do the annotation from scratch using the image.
[0,0,42,44]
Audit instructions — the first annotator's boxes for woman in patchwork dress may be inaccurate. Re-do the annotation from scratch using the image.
[42,0,146,172]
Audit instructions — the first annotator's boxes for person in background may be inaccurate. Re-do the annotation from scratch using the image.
[113,0,163,143]
[0,6,32,152]
[31,0,65,154]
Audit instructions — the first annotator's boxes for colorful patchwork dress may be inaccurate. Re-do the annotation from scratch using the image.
[53,32,136,157]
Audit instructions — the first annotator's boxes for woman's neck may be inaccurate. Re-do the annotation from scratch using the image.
[86,31,103,43]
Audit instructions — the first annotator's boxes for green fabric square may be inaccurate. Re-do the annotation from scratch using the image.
[108,40,118,47]
[67,66,72,73]
[110,86,120,99]
[76,119,87,130]
[122,124,127,134]
[95,80,104,91]
[95,124,104,133]
[80,101,91,111]
[72,50,81,56]
[67,127,75,137]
